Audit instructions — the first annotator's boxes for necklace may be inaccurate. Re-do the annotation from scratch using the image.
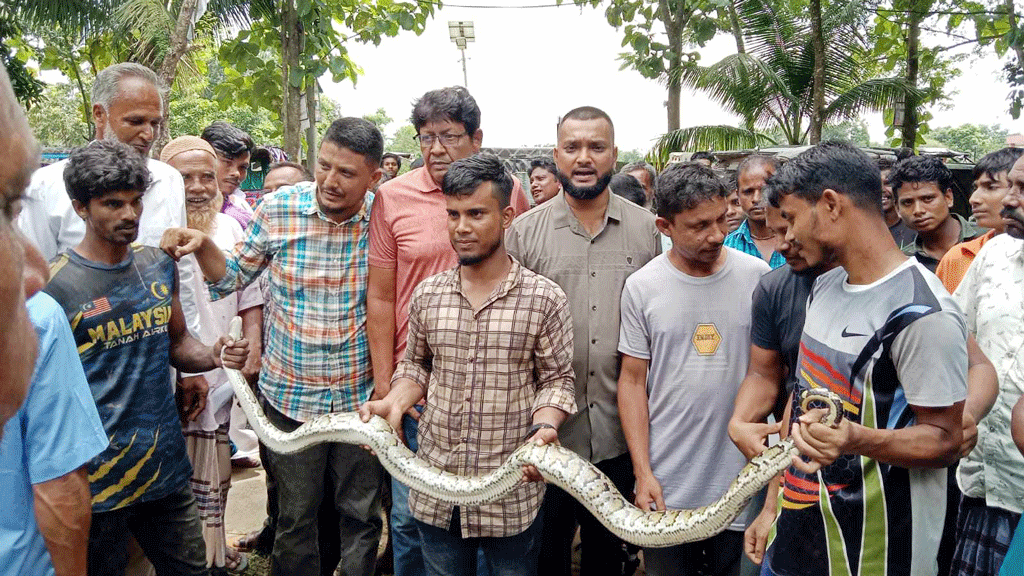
[750,231,775,240]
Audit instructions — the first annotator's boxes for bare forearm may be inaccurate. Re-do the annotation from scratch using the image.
[965,337,997,422]
[532,406,567,429]
[619,376,654,477]
[170,335,217,373]
[33,468,91,576]
[193,234,228,282]
[1012,396,1024,458]
[387,377,426,413]
[847,412,962,468]
[733,372,780,424]
[366,297,396,395]
[240,306,262,370]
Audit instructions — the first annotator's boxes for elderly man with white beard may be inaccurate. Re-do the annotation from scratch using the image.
[160,136,263,574]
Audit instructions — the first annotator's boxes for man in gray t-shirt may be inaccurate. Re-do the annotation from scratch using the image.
[618,163,769,576]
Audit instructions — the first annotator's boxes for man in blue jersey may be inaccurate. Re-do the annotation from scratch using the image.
[761,141,967,576]
[44,140,250,576]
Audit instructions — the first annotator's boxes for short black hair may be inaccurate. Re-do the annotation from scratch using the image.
[200,121,254,160]
[877,156,896,171]
[691,151,714,162]
[765,140,882,214]
[412,87,481,137]
[610,173,647,207]
[267,161,312,180]
[886,155,953,198]
[441,153,513,209]
[64,140,151,205]
[323,117,384,167]
[972,147,1024,182]
[655,162,728,219]
[381,152,402,170]
[558,106,615,140]
[529,157,557,179]
[737,154,782,178]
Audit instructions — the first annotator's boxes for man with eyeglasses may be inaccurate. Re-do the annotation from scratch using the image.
[367,86,529,576]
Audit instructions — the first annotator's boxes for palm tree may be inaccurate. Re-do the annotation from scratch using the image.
[652,0,919,159]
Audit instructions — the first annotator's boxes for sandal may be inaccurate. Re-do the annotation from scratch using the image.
[232,527,272,555]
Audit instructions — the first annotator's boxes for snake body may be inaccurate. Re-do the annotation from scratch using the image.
[223,318,842,548]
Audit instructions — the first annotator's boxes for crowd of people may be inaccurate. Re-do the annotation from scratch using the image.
[0,57,1023,576]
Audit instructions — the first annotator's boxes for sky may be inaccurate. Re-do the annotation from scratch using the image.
[321,0,1024,152]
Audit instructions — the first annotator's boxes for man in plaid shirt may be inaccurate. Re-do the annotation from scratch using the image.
[360,154,576,576]
[161,117,385,576]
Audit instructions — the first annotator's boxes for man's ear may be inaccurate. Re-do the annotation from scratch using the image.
[72,198,89,221]
[655,215,673,236]
[820,188,843,220]
[945,188,955,208]
[92,104,107,138]
[471,129,483,152]
[502,204,516,229]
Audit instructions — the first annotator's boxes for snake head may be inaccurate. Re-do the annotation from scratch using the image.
[798,389,844,428]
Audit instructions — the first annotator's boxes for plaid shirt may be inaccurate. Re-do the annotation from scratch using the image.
[394,258,577,538]
[209,182,373,422]
[724,220,786,269]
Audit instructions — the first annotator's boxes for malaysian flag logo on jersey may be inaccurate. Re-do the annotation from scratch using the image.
[81,297,112,319]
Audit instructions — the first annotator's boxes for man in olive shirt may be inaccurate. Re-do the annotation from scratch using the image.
[506,106,661,576]
[889,155,984,272]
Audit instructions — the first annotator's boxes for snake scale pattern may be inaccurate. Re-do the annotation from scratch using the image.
[223,318,843,548]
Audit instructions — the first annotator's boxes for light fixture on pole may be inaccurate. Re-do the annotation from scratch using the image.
[448,20,475,88]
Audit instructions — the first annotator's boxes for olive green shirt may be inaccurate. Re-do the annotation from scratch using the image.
[506,191,661,463]
[902,213,985,272]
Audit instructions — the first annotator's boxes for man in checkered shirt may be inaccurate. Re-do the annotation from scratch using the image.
[161,117,386,576]
[360,154,577,576]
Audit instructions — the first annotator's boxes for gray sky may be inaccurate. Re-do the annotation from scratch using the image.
[322,0,1024,151]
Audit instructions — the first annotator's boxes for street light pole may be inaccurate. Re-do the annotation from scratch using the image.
[448,21,475,88]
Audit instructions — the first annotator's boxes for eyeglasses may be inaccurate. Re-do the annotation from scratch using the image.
[415,133,467,147]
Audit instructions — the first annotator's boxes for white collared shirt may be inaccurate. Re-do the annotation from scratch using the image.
[954,233,1024,514]
[19,156,203,337]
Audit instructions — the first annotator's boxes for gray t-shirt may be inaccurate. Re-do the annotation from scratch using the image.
[618,249,770,529]
[767,258,968,576]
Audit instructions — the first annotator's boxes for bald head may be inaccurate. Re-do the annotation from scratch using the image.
[0,67,45,435]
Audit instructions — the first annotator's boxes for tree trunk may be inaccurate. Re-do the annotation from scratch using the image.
[808,0,826,144]
[280,0,302,160]
[661,0,684,133]
[728,2,745,54]
[305,84,317,172]
[152,0,200,158]
[901,3,921,150]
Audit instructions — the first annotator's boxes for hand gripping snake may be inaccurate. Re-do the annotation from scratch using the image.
[222,317,843,548]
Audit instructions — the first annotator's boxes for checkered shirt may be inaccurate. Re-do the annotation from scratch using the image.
[208,182,373,422]
[394,258,577,538]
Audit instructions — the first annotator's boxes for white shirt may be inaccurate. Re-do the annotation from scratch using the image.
[954,233,1024,514]
[185,213,263,432]
[19,157,203,337]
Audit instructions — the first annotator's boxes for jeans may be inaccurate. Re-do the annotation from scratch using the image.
[643,530,743,576]
[393,410,488,576]
[88,482,209,576]
[417,507,543,576]
[261,398,383,576]
[392,411,426,576]
[537,452,634,576]
[257,440,342,573]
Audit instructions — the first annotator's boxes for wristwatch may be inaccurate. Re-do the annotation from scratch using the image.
[524,422,556,441]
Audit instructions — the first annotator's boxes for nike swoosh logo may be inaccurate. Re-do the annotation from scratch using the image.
[841,327,867,338]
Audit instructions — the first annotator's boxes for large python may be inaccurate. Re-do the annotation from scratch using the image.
[222,318,843,548]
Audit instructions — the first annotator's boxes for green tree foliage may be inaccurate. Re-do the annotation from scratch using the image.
[820,119,872,146]
[25,83,91,147]
[387,124,419,156]
[569,0,724,132]
[928,123,1010,160]
[216,0,435,158]
[362,107,393,133]
[651,0,914,158]
[0,16,44,108]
